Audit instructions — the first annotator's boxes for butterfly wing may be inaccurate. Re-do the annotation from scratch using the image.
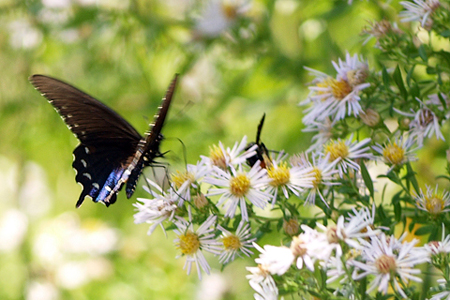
[124,74,179,197]
[30,75,142,207]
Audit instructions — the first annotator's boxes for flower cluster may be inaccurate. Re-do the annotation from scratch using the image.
[132,1,450,299]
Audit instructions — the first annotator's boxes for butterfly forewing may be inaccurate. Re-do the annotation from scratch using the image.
[124,74,179,198]
[30,75,142,145]
[30,74,178,207]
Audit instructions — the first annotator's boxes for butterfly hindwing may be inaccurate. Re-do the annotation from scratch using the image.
[30,74,178,207]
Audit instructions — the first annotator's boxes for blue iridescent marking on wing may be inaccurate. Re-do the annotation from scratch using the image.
[95,168,126,203]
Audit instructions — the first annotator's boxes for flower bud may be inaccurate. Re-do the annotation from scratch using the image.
[360,109,380,127]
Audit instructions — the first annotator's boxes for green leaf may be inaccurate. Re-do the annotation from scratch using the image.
[382,66,390,90]
[440,30,450,37]
[418,44,428,62]
[393,65,408,100]
[406,162,420,195]
[360,161,374,199]
[414,225,434,236]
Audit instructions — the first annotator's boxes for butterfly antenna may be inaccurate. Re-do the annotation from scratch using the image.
[256,113,266,145]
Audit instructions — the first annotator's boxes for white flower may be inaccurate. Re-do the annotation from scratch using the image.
[201,136,257,169]
[322,136,372,178]
[301,53,370,123]
[133,179,178,235]
[289,230,320,271]
[217,221,256,264]
[204,164,271,221]
[171,162,211,205]
[265,156,314,205]
[399,0,440,29]
[394,98,445,146]
[424,224,450,255]
[351,233,429,298]
[415,185,450,215]
[372,135,419,170]
[173,214,221,280]
[253,242,295,276]
[194,0,250,37]
[315,208,379,267]
[249,277,280,300]
[291,153,339,206]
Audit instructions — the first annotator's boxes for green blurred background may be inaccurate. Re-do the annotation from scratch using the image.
[0,0,401,299]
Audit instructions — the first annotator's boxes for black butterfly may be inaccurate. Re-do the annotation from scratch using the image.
[246,113,271,168]
[30,74,178,207]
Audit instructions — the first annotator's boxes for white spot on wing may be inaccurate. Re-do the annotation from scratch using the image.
[83,173,92,180]
[81,159,87,168]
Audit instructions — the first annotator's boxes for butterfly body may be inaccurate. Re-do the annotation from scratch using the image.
[30,74,178,207]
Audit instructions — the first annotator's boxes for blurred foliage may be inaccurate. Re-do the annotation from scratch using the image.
[0,0,440,299]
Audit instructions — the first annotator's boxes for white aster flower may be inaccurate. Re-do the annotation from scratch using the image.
[133,179,179,235]
[351,233,429,298]
[217,221,256,264]
[249,277,280,300]
[291,153,339,206]
[399,0,440,30]
[253,242,295,276]
[204,164,271,221]
[301,53,370,123]
[315,208,379,267]
[246,264,274,285]
[424,225,450,256]
[394,99,445,146]
[170,162,210,205]
[322,136,372,178]
[265,156,314,205]
[194,0,250,38]
[372,135,419,170]
[173,214,221,280]
[289,230,320,271]
[415,185,450,215]
[201,136,257,170]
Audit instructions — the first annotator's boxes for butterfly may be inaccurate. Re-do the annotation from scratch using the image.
[30,74,178,207]
[246,113,271,168]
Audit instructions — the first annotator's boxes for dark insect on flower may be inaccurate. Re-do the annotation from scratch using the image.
[246,113,271,168]
[30,74,178,207]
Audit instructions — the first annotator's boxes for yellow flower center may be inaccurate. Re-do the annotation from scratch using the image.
[375,254,397,274]
[328,78,352,100]
[311,167,322,188]
[267,162,290,187]
[171,171,195,189]
[229,173,251,197]
[222,235,241,251]
[424,195,445,214]
[324,140,349,162]
[382,142,405,165]
[177,231,200,255]
[210,144,228,169]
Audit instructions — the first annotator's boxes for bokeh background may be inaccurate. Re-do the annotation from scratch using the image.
[0,0,410,299]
